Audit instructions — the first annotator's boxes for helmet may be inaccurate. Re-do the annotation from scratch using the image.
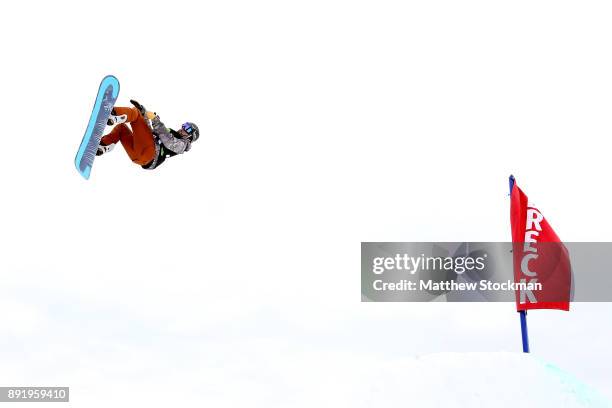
[181,122,200,142]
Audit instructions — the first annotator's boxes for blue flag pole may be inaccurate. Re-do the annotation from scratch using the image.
[509,174,530,353]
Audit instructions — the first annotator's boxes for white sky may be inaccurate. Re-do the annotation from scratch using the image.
[1,1,611,406]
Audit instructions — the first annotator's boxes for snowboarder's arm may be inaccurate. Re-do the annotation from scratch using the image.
[151,116,190,154]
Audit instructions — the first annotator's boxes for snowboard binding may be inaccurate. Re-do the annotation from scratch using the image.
[96,142,115,156]
[107,110,127,126]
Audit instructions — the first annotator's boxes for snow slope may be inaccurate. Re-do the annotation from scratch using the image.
[359,353,612,408]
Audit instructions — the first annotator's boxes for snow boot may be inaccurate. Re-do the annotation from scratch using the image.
[96,142,115,156]
[107,109,128,126]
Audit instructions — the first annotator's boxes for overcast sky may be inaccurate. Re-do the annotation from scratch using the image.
[1,0,611,406]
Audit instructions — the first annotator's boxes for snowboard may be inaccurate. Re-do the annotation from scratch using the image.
[74,75,120,179]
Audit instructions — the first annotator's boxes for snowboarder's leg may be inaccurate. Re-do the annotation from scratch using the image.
[98,123,141,162]
[127,113,157,166]
[100,123,131,147]
[101,119,156,165]
[99,108,156,165]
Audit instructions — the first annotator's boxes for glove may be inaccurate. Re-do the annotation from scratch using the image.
[130,99,147,116]
[145,111,157,120]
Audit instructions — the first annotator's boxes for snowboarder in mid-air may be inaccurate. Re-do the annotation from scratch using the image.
[97,99,199,170]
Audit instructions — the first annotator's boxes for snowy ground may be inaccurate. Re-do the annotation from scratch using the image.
[361,353,612,408]
[1,288,611,407]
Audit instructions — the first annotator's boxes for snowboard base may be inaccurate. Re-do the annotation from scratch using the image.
[75,75,120,179]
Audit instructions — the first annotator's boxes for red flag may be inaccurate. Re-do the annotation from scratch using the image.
[510,181,571,311]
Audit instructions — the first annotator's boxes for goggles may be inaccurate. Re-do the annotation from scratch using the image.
[182,123,194,135]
